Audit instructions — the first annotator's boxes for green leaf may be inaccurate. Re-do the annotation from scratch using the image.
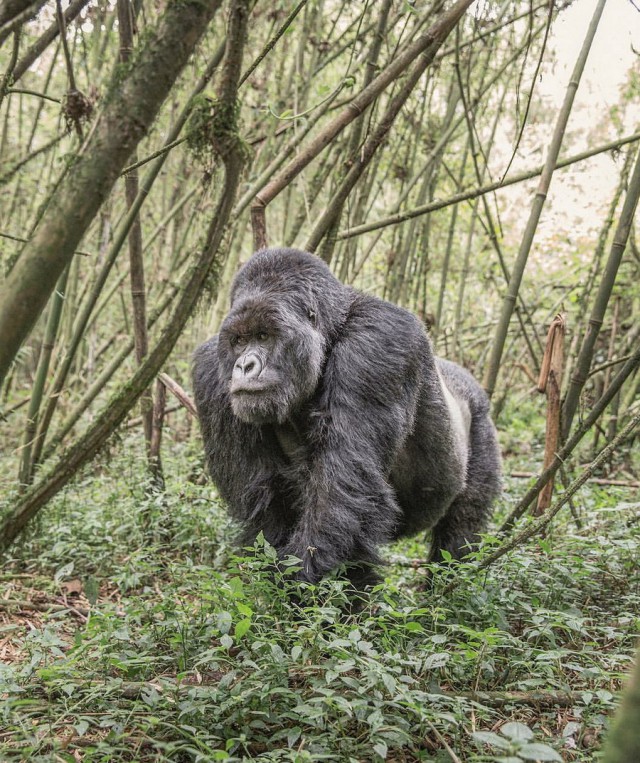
[424,652,450,669]
[581,691,593,705]
[373,741,388,759]
[228,576,244,597]
[287,727,301,747]
[54,562,74,582]
[518,742,562,761]
[236,602,253,617]
[500,722,534,741]
[234,618,251,639]
[380,672,396,694]
[472,731,511,750]
[84,576,99,605]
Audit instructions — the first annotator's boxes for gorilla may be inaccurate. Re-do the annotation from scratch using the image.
[193,248,501,586]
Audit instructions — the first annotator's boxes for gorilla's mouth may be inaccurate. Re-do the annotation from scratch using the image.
[230,385,282,425]
[230,381,275,396]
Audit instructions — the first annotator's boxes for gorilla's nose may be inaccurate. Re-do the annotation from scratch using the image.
[233,352,263,380]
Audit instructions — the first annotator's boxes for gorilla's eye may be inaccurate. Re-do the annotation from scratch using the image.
[257,332,269,342]
[232,336,248,348]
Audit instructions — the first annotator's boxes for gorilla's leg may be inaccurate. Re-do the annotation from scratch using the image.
[428,409,501,562]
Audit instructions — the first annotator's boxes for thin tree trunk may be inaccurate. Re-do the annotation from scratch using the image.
[149,378,166,491]
[117,0,154,472]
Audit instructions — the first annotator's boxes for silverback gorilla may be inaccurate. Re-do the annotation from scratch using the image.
[193,248,501,586]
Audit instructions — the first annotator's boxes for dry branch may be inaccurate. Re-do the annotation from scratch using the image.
[535,313,566,515]
[23,678,583,709]
[500,342,640,530]
[158,373,197,418]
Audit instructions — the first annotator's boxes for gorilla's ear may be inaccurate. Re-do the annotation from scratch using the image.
[308,309,317,326]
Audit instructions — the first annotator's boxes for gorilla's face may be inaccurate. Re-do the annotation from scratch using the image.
[219,295,325,425]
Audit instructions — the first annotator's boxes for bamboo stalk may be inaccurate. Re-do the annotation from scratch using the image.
[17,265,71,487]
[118,0,154,467]
[250,0,475,244]
[312,0,393,265]
[305,9,473,261]
[337,131,640,242]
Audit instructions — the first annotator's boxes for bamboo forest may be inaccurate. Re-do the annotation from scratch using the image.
[0,0,639,760]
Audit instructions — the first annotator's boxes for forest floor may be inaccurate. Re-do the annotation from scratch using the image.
[0,439,638,762]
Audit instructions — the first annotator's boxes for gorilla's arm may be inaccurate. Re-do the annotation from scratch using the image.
[284,297,428,583]
[192,338,295,548]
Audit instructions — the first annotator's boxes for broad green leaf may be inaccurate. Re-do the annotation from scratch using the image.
[424,652,450,670]
[500,722,534,741]
[234,618,251,639]
[518,742,562,761]
[373,741,388,759]
[472,731,511,750]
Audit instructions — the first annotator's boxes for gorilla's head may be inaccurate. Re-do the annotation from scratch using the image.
[218,248,349,425]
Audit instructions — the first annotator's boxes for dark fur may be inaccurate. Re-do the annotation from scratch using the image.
[193,248,501,585]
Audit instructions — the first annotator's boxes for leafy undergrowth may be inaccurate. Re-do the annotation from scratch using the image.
[0,448,638,762]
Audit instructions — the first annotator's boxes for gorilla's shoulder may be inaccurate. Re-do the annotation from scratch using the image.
[346,292,429,340]
[193,334,219,367]
[192,335,225,403]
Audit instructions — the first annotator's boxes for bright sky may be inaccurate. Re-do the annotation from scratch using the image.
[540,0,638,111]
